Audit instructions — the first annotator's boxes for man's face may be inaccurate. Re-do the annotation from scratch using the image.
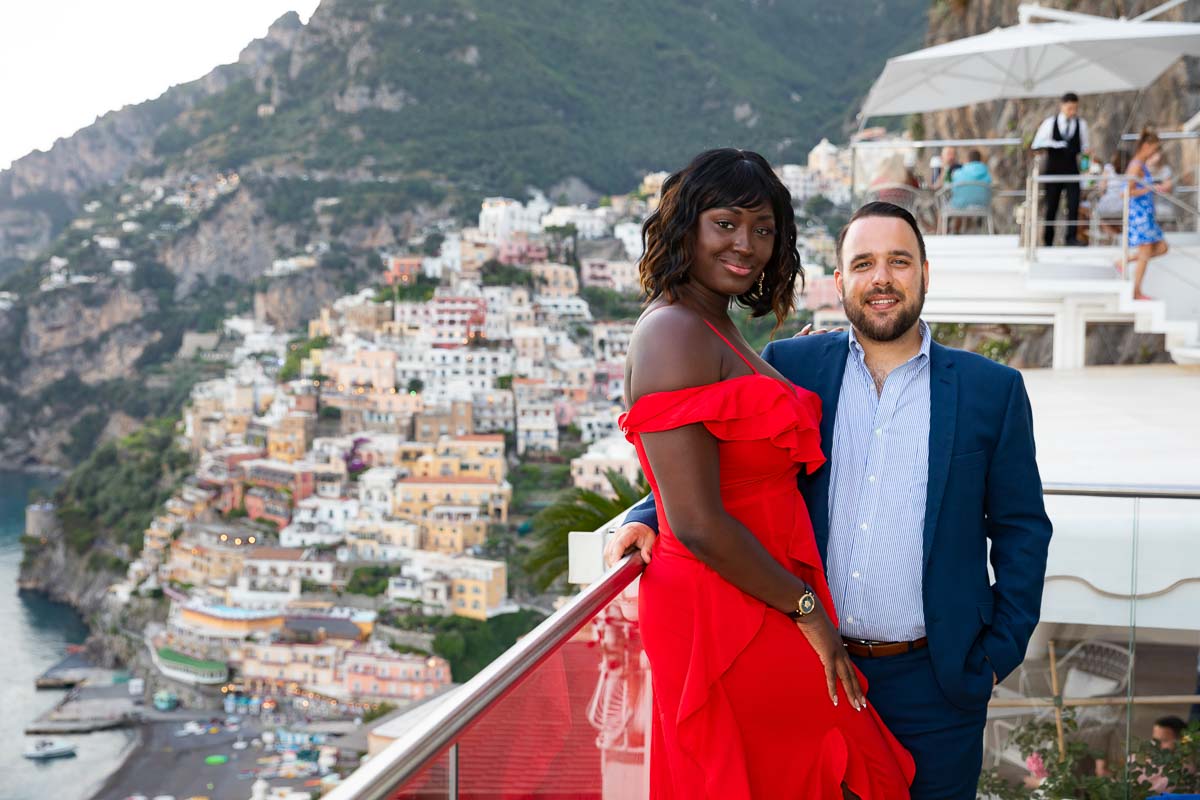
[835,215,929,343]
[1152,725,1179,750]
[941,146,957,165]
[1061,101,1079,119]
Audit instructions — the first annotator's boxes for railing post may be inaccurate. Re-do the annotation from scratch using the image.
[448,742,459,800]
[1122,175,1131,284]
[1028,163,1040,264]
[1194,136,1199,234]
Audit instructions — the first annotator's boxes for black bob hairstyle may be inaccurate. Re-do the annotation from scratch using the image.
[638,148,803,327]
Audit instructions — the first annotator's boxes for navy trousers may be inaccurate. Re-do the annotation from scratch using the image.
[852,647,989,800]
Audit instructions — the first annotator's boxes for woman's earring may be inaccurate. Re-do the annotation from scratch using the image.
[757,274,765,293]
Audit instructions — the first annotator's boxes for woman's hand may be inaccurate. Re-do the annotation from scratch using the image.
[604,521,656,567]
[794,605,866,711]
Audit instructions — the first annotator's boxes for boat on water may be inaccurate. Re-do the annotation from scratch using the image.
[22,739,77,760]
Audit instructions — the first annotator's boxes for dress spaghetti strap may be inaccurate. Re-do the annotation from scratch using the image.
[701,318,759,374]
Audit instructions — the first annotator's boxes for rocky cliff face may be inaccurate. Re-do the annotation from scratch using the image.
[162,189,287,296]
[255,271,346,331]
[921,1,1200,182]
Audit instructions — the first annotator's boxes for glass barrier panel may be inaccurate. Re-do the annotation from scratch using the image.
[381,582,649,800]
[451,583,648,799]
[980,494,1138,797]
[387,748,451,799]
[1127,496,1200,797]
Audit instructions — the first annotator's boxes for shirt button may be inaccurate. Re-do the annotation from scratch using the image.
[868,475,876,483]
[874,428,882,436]
[860,523,868,531]
[846,616,856,624]
[852,571,861,579]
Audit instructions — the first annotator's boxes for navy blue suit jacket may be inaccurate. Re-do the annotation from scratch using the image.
[624,331,1052,709]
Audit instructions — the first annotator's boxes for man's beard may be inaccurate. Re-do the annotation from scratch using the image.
[841,278,926,343]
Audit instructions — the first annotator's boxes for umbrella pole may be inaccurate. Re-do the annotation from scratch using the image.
[1049,639,1066,763]
[1117,88,1148,160]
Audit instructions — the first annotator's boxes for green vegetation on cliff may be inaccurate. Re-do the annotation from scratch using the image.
[383,609,547,682]
[55,416,192,555]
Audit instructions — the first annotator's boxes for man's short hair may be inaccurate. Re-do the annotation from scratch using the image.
[968,149,984,163]
[1061,92,1079,104]
[835,201,927,268]
[1155,716,1186,737]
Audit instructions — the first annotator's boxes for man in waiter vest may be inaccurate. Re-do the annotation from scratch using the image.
[1032,92,1092,246]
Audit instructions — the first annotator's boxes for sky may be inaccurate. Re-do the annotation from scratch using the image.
[0,1,322,170]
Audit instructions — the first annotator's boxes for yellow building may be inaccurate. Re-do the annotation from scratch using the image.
[167,528,263,588]
[344,517,421,558]
[403,434,506,482]
[268,412,315,463]
[241,640,339,688]
[143,516,178,565]
[530,261,579,297]
[164,485,217,521]
[393,476,511,524]
[449,559,508,621]
[420,507,488,554]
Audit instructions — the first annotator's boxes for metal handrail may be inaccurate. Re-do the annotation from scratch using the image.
[1120,131,1200,142]
[330,482,1200,798]
[324,552,645,800]
[1042,482,1200,500]
[853,137,1024,150]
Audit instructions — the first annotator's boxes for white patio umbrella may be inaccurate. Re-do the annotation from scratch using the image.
[861,17,1200,117]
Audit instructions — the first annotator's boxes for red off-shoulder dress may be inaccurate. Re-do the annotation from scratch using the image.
[619,326,915,799]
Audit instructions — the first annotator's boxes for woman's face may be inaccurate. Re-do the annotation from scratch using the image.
[690,204,777,297]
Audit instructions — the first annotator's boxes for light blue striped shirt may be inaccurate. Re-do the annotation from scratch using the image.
[826,321,931,642]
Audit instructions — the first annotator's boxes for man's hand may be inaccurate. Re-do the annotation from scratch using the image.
[604,521,656,567]
[793,323,844,338]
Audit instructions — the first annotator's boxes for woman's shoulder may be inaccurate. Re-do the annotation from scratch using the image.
[634,302,709,337]
[629,304,722,400]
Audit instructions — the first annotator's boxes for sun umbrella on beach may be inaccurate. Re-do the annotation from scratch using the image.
[861,17,1200,117]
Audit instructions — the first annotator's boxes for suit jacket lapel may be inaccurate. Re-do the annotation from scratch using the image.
[813,333,849,463]
[923,343,957,571]
[807,333,848,562]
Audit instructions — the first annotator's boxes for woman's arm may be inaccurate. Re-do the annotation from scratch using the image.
[630,308,863,708]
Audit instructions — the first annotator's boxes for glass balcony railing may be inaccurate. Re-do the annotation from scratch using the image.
[326,483,1200,800]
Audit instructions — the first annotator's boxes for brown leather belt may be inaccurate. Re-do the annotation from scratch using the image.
[843,636,928,659]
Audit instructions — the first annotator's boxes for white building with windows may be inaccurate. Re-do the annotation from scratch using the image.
[280,497,361,547]
[540,205,612,239]
[358,467,401,515]
[570,434,642,497]
[516,401,558,455]
[478,196,549,243]
[592,321,635,363]
[614,221,644,261]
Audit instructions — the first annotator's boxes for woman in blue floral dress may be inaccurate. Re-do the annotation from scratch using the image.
[1124,128,1168,300]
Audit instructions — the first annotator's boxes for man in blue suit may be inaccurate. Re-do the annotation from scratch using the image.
[608,202,1052,799]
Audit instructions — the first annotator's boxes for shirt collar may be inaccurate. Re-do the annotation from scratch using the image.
[848,319,931,365]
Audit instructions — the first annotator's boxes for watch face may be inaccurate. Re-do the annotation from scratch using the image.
[799,593,816,615]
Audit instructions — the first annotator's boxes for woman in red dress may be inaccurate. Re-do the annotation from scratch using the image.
[618,149,914,798]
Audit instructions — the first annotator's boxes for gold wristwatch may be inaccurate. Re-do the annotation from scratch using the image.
[786,585,817,622]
